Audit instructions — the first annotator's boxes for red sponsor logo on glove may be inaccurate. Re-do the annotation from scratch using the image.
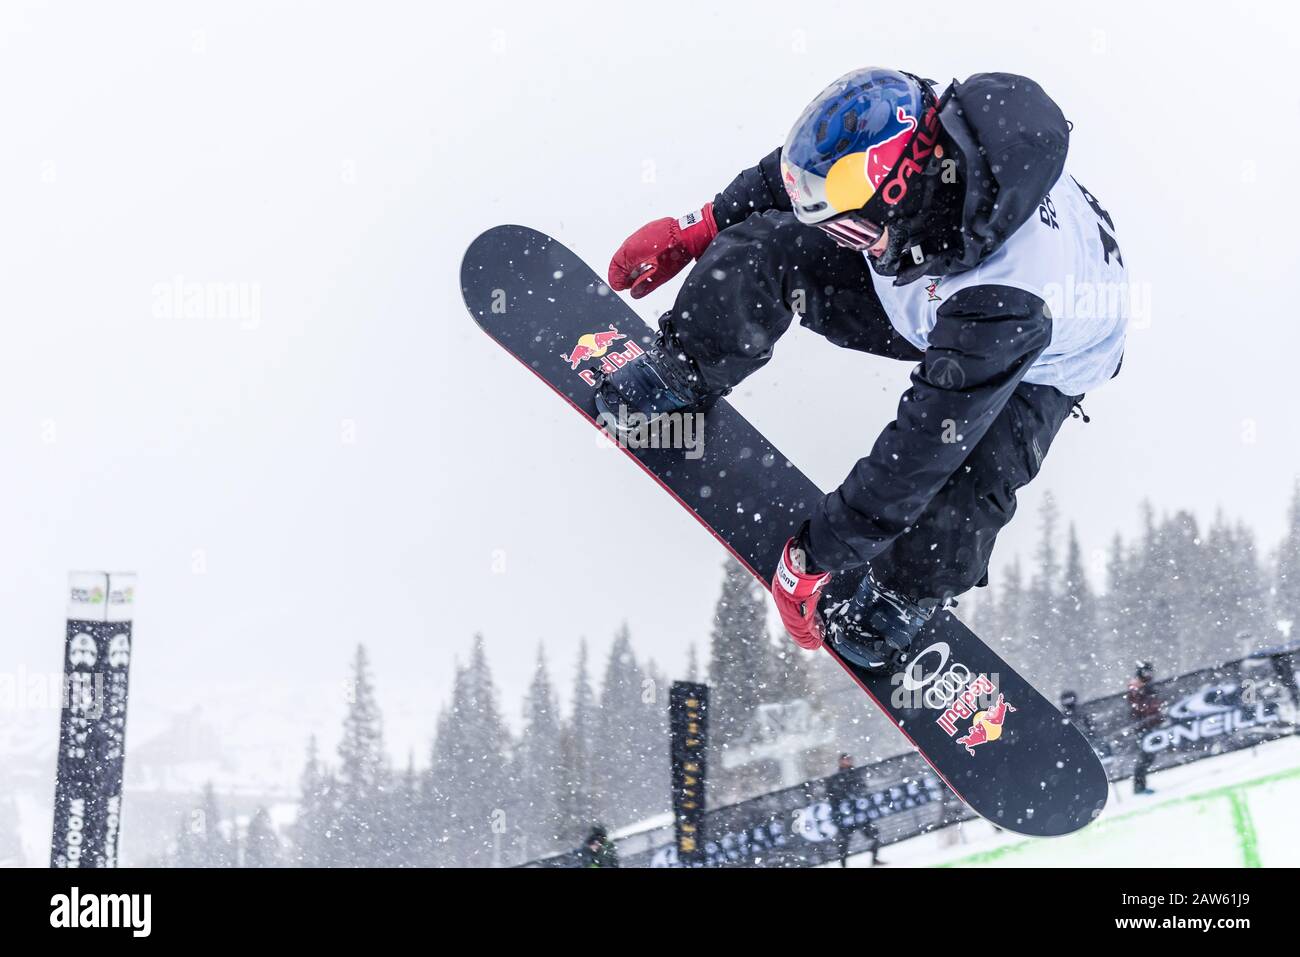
[772,537,831,651]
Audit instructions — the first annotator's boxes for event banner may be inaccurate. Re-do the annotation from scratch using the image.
[525,647,1298,867]
[50,572,138,868]
[1079,650,1298,784]
[668,682,709,866]
[620,751,963,868]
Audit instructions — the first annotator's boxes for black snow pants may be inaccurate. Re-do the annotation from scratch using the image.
[666,210,1077,603]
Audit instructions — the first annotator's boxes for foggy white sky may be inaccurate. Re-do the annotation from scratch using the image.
[2,0,1298,780]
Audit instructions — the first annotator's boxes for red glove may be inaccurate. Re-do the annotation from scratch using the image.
[772,536,832,650]
[607,204,718,299]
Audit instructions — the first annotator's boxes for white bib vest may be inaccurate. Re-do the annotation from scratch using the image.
[870,172,1130,397]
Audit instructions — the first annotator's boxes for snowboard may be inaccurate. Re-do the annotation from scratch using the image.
[460,224,1108,837]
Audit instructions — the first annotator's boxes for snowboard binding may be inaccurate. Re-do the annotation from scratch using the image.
[592,317,727,437]
[823,569,938,673]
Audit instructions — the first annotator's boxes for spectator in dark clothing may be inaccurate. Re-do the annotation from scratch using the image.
[1126,662,1163,795]
[827,753,883,867]
[579,824,618,868]
[1059,690,1094,736]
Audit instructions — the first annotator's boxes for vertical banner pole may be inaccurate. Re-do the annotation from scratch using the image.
[97,572,137,867]
[50,572,137,868]
[669,681,709,867]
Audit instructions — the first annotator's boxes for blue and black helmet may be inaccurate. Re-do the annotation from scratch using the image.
[781,68,931,226]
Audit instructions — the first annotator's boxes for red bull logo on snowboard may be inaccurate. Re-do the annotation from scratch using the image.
[562,324,626,369]
[951,691,1017,756]
[892,640,1016,758]
[561,324,644,385]
[924,664,1017,756]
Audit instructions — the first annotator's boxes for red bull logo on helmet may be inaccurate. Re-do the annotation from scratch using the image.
[878,104,941,207]
[823,107,918,215]
[560,324,644,386]
[865,107,918,190]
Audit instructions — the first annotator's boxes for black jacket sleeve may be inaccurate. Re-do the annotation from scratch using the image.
[804,284,1053,573]
[711,147,791,230]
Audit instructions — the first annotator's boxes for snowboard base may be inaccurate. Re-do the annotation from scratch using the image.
[460,224,1107,836]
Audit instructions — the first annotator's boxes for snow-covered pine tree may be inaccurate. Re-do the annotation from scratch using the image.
[590,626,670,828]
[966,581,1000,648]
[708,557,776,799]
[422,705,454,865]
[997,555,1028,665]
[291,735,335,866]
[635,656,671,820]
[172,802,199,867]
[768,639,815,705]
[558,639,599,847]
[178,782,235,867]
[1097,532,1136,695]
[515,646,566,862]
[427,635,511,865]
[1026,493,1064,693]
[1165,510,1205,675]
[594,624,642,823]
[1276,479,1300,641]
[1206,517,1269,659]
[1059,524,1098,699]
[1130,500,1164,668]
[334,644,392,865]
[386,751,424,867]
[243,807,279,867]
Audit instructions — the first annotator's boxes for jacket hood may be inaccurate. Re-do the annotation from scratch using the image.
[889,73,1069,283]
[941,73,1069,269]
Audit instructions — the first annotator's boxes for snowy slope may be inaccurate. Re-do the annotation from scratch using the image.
[835,735,1300,868]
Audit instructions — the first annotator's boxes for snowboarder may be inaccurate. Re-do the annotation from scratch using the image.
[598,68,1129,672]
[1126,662,1162,795]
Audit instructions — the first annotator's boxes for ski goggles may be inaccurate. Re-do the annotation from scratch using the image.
[814,211,885,252]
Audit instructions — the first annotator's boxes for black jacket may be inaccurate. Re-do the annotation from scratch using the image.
[826,767,855,811]
[711,74,1070,573]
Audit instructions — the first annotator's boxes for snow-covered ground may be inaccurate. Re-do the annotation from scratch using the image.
[836,735,1300,868]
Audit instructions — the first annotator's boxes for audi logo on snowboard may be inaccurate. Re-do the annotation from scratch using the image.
[895,641,1017,757]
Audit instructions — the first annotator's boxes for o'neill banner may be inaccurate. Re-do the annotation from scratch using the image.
[522,647,1298,868]
[50,572,137,868]
[1078,650,1299,783]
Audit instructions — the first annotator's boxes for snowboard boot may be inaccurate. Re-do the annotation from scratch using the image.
[593,317,726,437]
[824,569,938,673]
